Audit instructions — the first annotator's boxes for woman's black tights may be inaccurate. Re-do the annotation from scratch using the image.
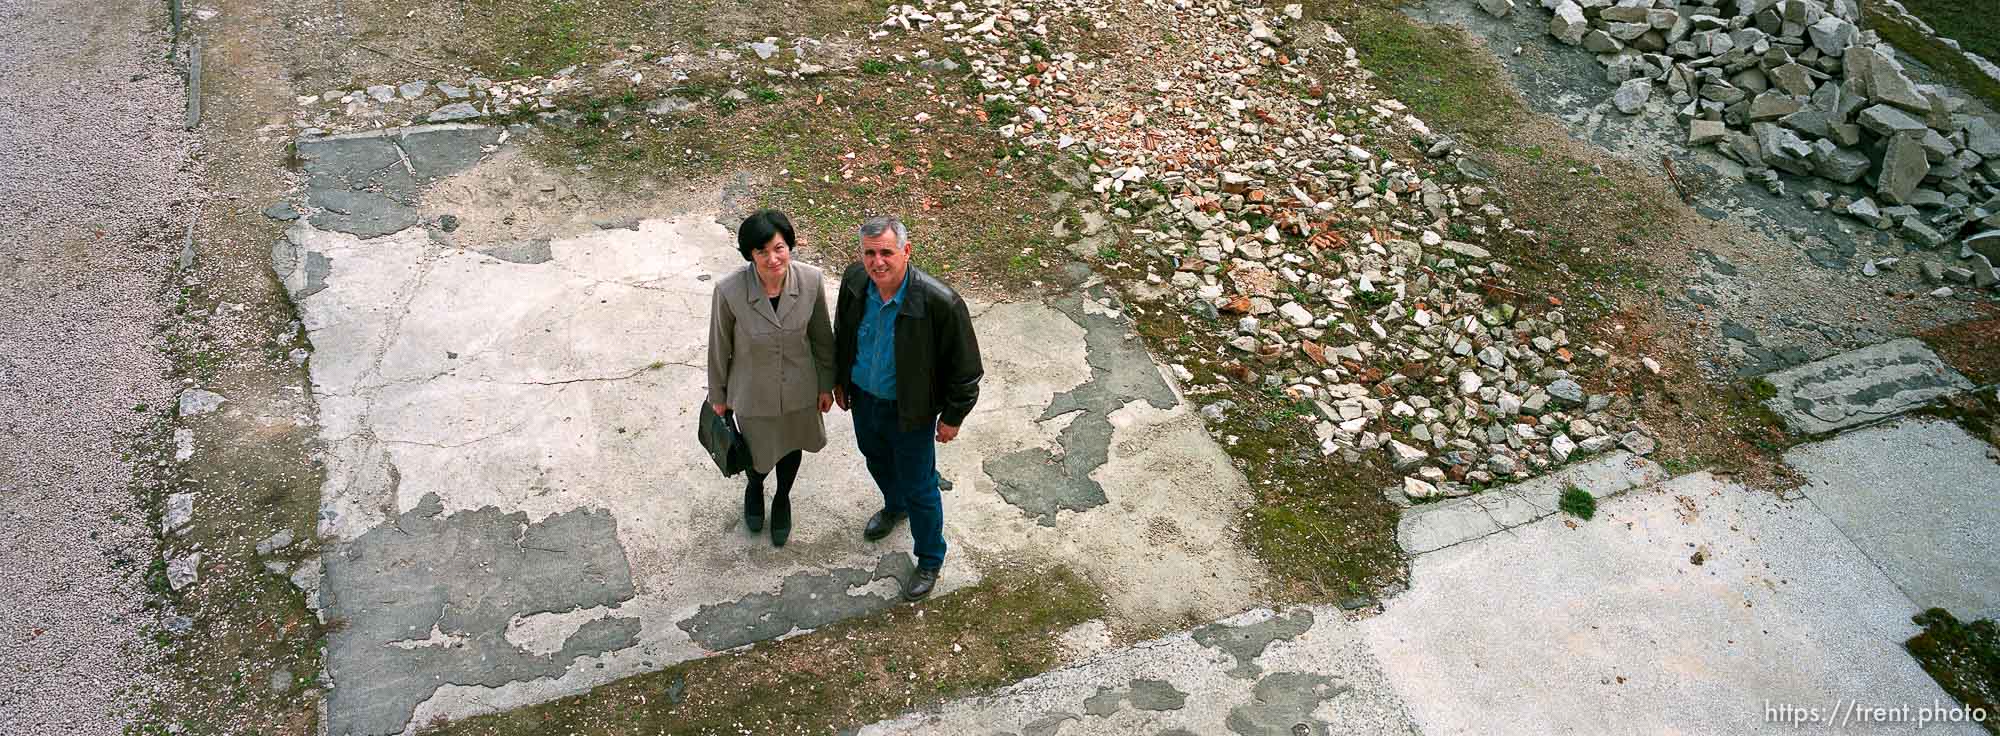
[745,450,802,527]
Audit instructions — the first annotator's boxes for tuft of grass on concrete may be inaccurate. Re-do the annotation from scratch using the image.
[1905,608,2000,735]
[421,564,1107,736]
[1559,483,1596,520]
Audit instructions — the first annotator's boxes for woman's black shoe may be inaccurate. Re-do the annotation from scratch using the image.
[769,494,792,547]
[744,483,765,533]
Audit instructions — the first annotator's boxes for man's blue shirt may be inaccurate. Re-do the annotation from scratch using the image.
[852,271,908,399]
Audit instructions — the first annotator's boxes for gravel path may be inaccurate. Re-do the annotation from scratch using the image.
[0,1,199,733]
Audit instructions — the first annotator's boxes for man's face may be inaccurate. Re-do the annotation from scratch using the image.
[860,231,909,296]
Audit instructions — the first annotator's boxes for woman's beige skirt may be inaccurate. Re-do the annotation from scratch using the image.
[738,407,827,474]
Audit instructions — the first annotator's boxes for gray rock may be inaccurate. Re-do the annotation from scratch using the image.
[1877,134,1930,205]
[1478,0,1515,17]
[257,529,297,557]
[1767,63,1816,97]
[1902,218,1947,248]
[397,81,429,100]
[163,493,194,535]
[1856,104,1928,137]
[1965,118,2000,159]
[1619,432,1657,456]
[647,96,697,115]
[1866,55,1933,114]
[1551,1,1590,45]
[1388,440,1429,471]
[1969,254,1999,288]
[918,58,961,73]
[1747,91,1802,121]
[177,388,225,416]
[1755,123,1815,175]
[427,102,481,122]
[1550,434,1578,463]
[263,202,300,221]
[1688,119,1730,146]
[1583,29,1624,53]
[1808,139,1870,183]
[1730,68,1770,94]
[437,82,471,100]
[1547,378,1585,407]
[750,41,779,59]
[365,84,394,103]
[1807,16,1855,56]
[1613,78,1653,115]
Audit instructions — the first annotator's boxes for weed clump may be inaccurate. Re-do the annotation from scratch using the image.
[1558,483,1595,520]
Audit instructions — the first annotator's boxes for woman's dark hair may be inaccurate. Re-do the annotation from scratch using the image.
[736,210,796,261]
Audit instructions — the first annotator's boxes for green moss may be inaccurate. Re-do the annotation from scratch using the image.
[1865,5,2000,111]
[1905,608,2000,734]
[1343,7,1521,145]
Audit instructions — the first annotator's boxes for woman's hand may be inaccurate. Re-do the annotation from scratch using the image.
[818,391,834,413]
[832,385,851,411]
[711,402,728,416]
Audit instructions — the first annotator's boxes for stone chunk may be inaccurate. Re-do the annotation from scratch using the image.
[1747,91,1802,121]
[1754,123,1815,175]
[1808,139,1870,183]
[1877,134,1930,205]
[1807,16,1855,56]
[1856,104,1929,138]
[1613,78,1653,114]
[1767,63,1816,97]
[1866,54,1933,114]
[1551,1,1590,46]
[178,388,226,416]
[1688,119,1730,146]
[1963,117,2000,159]
[427,102,481,122]
[1478,0,1515,16]
[1759,338,1973,434]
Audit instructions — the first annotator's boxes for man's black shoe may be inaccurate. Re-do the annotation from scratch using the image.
[903,567,939,601]
[863,510,906,541]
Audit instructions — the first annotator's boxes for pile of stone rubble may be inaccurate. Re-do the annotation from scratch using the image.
[880,0,1657,500]
[1480,0,2000,290]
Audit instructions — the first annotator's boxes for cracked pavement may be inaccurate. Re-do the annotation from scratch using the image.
[277,127,1268,734]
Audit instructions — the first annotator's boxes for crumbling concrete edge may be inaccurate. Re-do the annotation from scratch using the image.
[1396,451,1667,556]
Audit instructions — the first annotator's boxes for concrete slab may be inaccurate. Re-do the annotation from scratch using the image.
[1760,338,1974,435]
[1367,472,1979,735]
[278,162,1266,731]
[1785,418,2000,621]
[1397,451,1667,554]
[857,607,1421,736]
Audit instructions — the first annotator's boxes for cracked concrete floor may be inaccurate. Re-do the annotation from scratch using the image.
[278,128,1266,735]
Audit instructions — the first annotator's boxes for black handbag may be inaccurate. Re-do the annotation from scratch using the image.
[697,403,753,477]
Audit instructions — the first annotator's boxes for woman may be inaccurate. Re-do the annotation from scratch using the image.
[706,210,835,547]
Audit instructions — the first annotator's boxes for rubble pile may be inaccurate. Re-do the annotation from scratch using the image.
[1484,0,2000,289]
[880,0,1657,500]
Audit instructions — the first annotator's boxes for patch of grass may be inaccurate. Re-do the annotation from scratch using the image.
[859,58,892,75]
[747,86,782,103]
[483,0,593,78]
[423,564,1106,736]
[1342,7,1520,145]
[1904,608,2000,735]
[1559,483,1596,520]
[1129,311,1404,603]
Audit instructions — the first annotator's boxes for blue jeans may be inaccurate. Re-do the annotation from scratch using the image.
[851,390,945,571]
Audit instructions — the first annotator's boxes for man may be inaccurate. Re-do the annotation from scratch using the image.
[833,215,983,601]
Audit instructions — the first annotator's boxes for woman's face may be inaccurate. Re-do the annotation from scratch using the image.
[752,233,791,279]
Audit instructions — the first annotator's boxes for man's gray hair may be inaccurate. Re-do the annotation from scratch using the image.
[858,215,908,247]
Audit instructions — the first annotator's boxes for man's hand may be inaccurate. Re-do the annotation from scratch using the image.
[818,391,834,413]
[711,402,728,416]
[936,423,960,443]
[832,385,851,411]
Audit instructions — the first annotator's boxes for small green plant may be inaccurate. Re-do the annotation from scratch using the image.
[748,86,781,103]
[1357,288,1395,308]
[1559,483,1596,520]
[860,59,891,75]
[983,98,1017,119]
[1025,38,1050,57]
[713,95,739,114]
